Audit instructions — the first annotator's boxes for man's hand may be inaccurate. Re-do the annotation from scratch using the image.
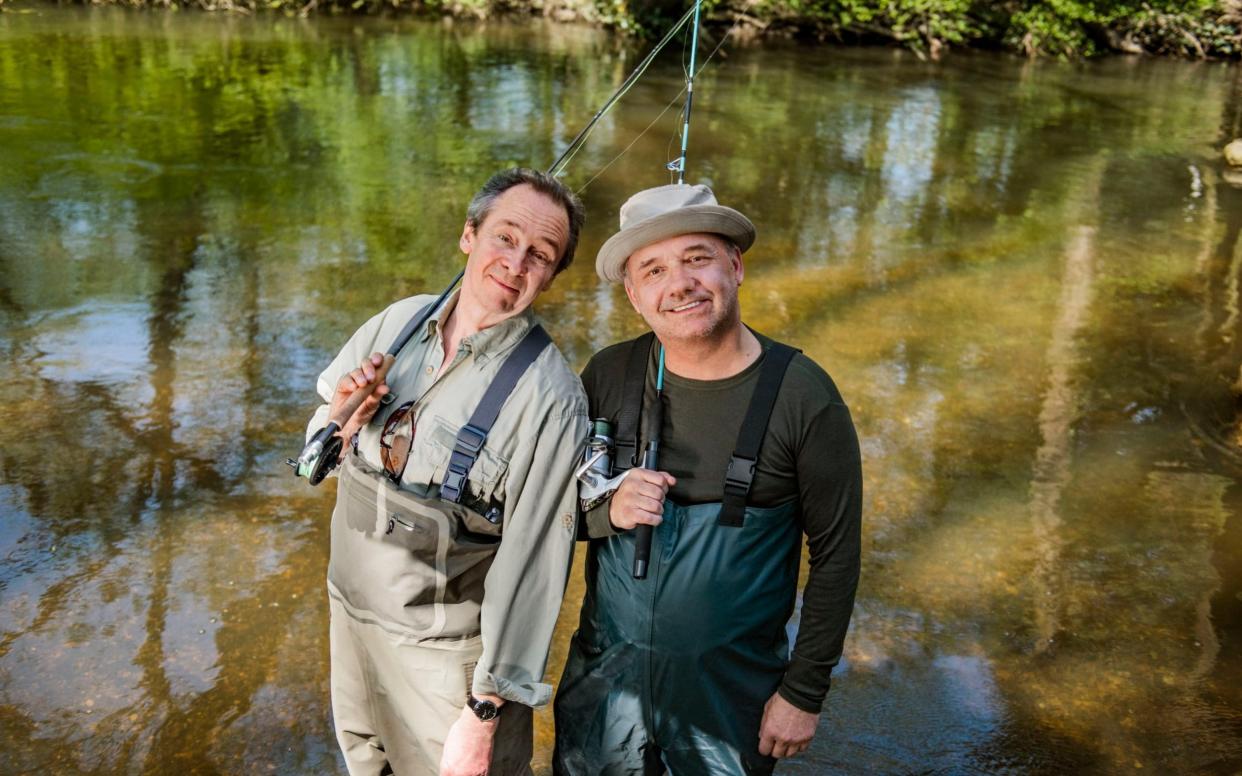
[330,352,391,445]
[758,692,819,759]
[439,705,498,776]
[608,468,676,531]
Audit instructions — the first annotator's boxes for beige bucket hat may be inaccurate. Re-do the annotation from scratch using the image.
[595,183,756,282]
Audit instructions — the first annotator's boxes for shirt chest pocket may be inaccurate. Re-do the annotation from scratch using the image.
[403,415,511,541]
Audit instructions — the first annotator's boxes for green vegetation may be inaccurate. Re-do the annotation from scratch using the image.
[20,0,1242,57]
[648,0,1241,58]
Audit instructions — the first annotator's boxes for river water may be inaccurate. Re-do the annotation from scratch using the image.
[2,4,1241,774]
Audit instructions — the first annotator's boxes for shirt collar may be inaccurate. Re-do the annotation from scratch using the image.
[419,289,459,344]
[418,289,537,362]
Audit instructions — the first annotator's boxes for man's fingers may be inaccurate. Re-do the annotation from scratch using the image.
[632,482,670,502]
[765,734,810,760]
[758,736,775,758]
[610,503,662,531]
[339,355,388,393]
[617,492,665,519]
[630,505,663,525]
[633,468,675,488]
[614,503,662,527]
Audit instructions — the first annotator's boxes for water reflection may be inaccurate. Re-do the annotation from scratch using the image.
[1,5,1241,773]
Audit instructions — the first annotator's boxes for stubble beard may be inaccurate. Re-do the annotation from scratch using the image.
[653,291,741,345]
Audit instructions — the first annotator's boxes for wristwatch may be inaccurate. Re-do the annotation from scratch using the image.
[467,694,499,722]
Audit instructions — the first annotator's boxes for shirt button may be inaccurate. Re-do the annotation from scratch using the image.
[426,366,433,375]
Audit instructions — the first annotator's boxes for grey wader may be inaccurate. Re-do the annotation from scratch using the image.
[554,335,799,776]
[329,322,551,776]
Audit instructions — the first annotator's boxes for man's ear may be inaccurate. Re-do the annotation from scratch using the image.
[623,273,641,314]
[732,245,745,286]
[459,222,475,254]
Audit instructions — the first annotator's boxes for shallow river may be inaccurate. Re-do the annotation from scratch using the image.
[2,5,1241,773]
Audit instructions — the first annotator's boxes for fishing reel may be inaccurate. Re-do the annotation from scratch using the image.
[286,423,344,486]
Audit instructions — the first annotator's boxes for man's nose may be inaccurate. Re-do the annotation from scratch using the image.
[665,262,695,292]
[498,245,527,276]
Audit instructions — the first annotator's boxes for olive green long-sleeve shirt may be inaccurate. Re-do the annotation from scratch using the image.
[308,291,589,707]
[579,334,861,714]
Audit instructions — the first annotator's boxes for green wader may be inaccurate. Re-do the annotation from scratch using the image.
[555,335,801,776]
[554,497,799,776]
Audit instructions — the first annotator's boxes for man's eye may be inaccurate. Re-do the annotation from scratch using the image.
[689,255,709,264]
[532,252,551,267]
[498,234,513,244]
[647,266,663,278]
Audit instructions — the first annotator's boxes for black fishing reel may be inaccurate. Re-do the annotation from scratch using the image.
[286,424,345,486]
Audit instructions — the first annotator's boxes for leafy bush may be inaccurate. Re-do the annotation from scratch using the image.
[623,0,1242,59]
[51,0,1242,59]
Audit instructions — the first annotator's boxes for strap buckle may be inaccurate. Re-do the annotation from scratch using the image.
[455,424,488,455]
[442,425,487,503]
[724,455,756,494]
[441,462,469,502]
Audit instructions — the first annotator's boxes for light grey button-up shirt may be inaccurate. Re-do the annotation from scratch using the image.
[308,291,589,707]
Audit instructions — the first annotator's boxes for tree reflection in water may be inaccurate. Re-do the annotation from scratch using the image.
[1,8,1241,774]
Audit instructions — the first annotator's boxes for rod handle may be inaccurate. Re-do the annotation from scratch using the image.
[632,446,659,579]
[633,525,653,579]
[326,354,397,432]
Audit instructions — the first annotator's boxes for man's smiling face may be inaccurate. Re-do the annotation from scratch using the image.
[623,232,744,344]
[458,183,569,321]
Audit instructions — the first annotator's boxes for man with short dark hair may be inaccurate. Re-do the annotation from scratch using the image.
[554,183,862,775]
[309,168,589,775]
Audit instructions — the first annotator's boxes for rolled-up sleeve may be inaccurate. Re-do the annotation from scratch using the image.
[472,399,589,707]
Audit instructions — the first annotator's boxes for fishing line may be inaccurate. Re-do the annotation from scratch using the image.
[547,3,700,178]
[581,1,750,194]
[578,87,687,195]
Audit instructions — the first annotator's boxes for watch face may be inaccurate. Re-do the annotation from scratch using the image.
[470,697,498,721]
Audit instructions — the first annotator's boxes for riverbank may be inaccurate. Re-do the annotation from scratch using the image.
[7,0,1241,59]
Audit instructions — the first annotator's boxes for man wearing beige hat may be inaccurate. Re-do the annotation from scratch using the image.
[553,183,862,775]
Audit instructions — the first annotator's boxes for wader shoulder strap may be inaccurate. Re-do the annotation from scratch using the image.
[441,324,553,503]
[385,301,438,357]
[719,342,799,527]
[613,332,655,473]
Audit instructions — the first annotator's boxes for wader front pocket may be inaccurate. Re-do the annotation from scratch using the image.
[380,511,437,553]
[329,453,506,639]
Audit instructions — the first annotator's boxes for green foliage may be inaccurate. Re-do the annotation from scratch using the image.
[768,0,979,53]
[49,0,1242,58]
[1000,0,1234,58]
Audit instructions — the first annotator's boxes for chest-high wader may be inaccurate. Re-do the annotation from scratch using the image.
[328,320,551,640]
[554,334,800,776]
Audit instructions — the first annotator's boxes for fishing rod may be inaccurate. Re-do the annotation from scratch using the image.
[632,346,665,579]
[289,272,463,485]
[670,0,703,182]
[290,6,704,486]
[634,0,703,578]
